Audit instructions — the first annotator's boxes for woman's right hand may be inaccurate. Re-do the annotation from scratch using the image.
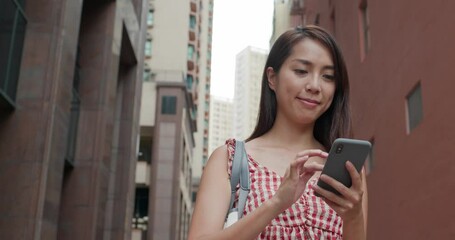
[272,150,327,211]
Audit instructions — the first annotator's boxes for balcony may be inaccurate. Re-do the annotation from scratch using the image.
[193,90,198,102]
[187,60,195,71]
[190,2,197,13]
[189,31,196,41]
[135,161,150,186]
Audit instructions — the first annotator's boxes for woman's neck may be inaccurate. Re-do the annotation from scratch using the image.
[259,113,320,152]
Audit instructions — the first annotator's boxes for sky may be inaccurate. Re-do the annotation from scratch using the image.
[210,0,275,99]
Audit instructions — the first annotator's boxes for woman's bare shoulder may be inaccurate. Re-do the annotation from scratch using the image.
[203,144,230,174]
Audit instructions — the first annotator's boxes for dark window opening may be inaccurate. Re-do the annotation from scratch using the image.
[192,191,197,203]
[359,0,371,57]
[186,74,193,91]
[161,95,177,115]
[190,15,196,29]
[133,187,149,230]
[138,139,152,163]
[147,9,154,27]
[406,82,423,133]
[0,0,27,110]
[330,9,336,37]
[65,46,81,169]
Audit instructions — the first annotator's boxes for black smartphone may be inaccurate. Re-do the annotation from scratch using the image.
[316,138,372,196]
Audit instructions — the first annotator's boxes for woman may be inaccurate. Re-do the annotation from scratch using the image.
[189,26,367,239]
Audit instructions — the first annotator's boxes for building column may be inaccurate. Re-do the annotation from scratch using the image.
[0,0,83,239]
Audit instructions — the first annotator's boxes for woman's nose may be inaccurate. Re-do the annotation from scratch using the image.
[305,75,321,93]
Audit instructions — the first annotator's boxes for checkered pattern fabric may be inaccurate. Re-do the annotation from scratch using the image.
[226,139,343,239]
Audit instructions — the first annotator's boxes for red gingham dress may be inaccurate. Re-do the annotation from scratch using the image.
[226,139,343,239]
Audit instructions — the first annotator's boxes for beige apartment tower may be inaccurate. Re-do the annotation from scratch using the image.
[134,0,213,239]
[208,96,234,155]
[233,46,268,140]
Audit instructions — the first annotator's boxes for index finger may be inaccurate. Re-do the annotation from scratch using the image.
[296,149,328,159]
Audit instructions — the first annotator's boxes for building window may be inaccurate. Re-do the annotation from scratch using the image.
[189,15,196,30]
[203,136,208,147]
[179,193,186,239]
[138,139,152,163]
[143,68,151,81]
[65,46,81,169]
[202,155,208,165]
[0,0,27,110]
[187,44,195,60]
[359,0,370,59]
[132,187,149,230]
[406,82,423,133]
[209,1,213,11]
[145,39,152,57]
[191,107,196,120]
[330,9,336,37]
[186,74,193,91]
[161,95,177,115]
[192,191,197,203]
[147,9,154,27]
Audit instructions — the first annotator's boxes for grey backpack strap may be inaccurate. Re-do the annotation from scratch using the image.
[227,140,244,213]
[237,140,250,219]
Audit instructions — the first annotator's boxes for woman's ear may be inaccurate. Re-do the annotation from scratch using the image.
[266,67,277,91]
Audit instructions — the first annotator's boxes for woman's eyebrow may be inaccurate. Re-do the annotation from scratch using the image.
[292,59,334,70]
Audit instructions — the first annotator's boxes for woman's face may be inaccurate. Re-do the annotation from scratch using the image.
[267,38,336,125]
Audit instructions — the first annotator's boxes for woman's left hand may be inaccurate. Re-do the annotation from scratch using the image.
[313,161,365,222]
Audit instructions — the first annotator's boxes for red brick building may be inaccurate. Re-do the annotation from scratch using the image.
[273,0,455,238]
[0,0,147,239]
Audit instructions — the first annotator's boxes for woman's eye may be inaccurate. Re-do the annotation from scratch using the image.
[294,69,308,75]
[323,74,335,80]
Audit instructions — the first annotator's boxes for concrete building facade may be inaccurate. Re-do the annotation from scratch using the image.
[191,0,214,206]
[270,0,292,45]
[0,0,147,239]
[135,0,213,239]
[233,46,268,140]
[271,0,455,239]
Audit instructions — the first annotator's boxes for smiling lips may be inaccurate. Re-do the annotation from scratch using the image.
[297,97,320,108]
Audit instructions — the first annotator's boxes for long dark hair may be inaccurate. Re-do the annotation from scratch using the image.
[247,26,352,150]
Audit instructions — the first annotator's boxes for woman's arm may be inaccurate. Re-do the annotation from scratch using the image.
[188,146,326,240]
[187,145,283,240]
